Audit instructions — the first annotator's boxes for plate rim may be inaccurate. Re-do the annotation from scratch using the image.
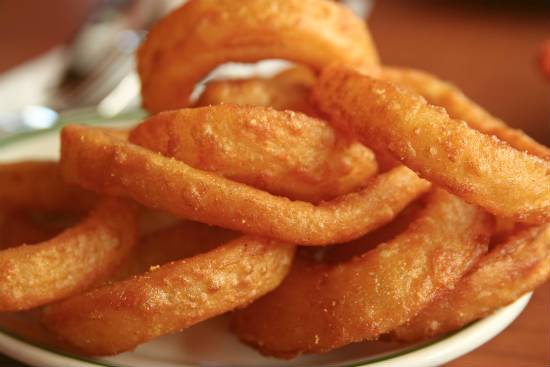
[0,294,531,367]
[0,118,534,367]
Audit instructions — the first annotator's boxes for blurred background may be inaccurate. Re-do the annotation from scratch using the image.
[0,1,548,366]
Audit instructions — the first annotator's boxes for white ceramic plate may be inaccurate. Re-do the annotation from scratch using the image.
[0,120,533,367]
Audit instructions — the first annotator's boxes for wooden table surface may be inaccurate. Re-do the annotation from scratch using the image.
[0,1,548,366]
[370,1,550,366]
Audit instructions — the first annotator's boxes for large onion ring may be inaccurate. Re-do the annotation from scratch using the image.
[129,105,377,202]
[138,0,379,112]
[231,190,492,357]
[313,65,550,224]
[382,67,550,160]
[60,125,430,245]
[0,198,137,311]
[43,235,295,356]
[393,224,550,341]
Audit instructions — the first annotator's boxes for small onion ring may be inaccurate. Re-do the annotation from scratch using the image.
[138,0,379,112]
[313,65,550,224]
[231,189,492,357]
[43,235,295,356]
[0,198,137,311]
[60,125,430,245]
[393,224,550,341]
[129,105,378,202]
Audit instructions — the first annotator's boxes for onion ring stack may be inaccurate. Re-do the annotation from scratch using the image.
[0,0,548,361]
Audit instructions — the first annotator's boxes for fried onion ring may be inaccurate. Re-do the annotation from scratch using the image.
[382,67,550,159]
[231,190,492,358]
[393,224,550,341]
[0,161,96,213]
[196,67,317,116]
[0,198,137,311]
[314,65,550,224]
[43,236,295,356]
[60,125,430,245]
[129,105,378,202]
[138,0,379,112]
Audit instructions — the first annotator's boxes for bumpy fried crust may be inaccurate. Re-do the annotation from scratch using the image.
[129,105,377,202]
[196,67,317,116]
[0,162,96,212]
[61,125,430,245]
[314,65,550,224]
[393,224,550,341]
[114,221,238,280]
[0,198,137,311]
[231,190,492,357]
[382,67,550,160]
[43,236,295,356]
[138,0,379,112]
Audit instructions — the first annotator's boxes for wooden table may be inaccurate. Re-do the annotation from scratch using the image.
[369,1,550,366]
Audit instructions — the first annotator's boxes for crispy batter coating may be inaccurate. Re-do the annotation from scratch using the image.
[0,162,96,212]
[231,190,492,357]
[43,236,295,356]
[60,126,430,245]
[382,67,550,160]
[196,67,317,116]
[114,221,238,280]
[0,198,137,311]
[393,224,550,341]
[129,105,378,203]
[138,0,379,112]
[314,65,550,224]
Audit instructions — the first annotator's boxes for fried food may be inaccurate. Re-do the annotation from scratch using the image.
[0,198,137,311]
[43,236,295,356]
[382,67,550,160]
[394,224,550,341]
[231,190,492,357]
[114,221,238,280]
[129,105,377,202]
[0,161,96,212]
[314,65,550,224]
[196,67,317,116]
[61,125,430,245]
[138,0,379,112]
